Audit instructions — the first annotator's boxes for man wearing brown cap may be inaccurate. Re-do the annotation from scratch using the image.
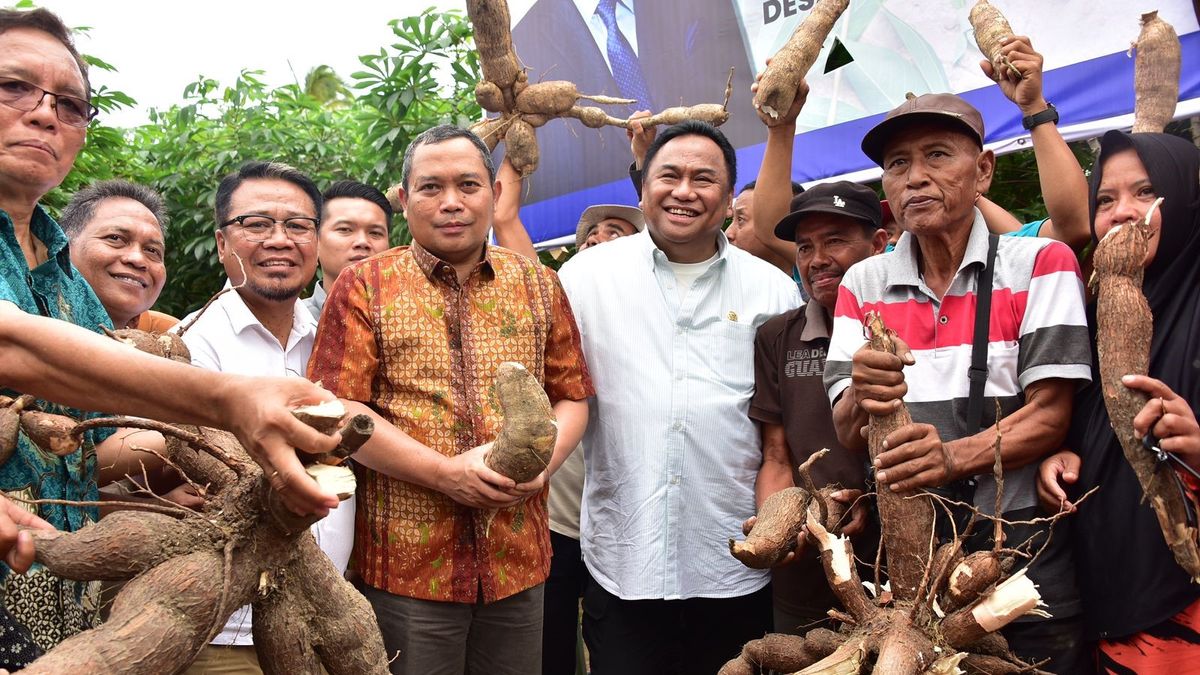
[749,181,887,634]
[824,93,1093,672]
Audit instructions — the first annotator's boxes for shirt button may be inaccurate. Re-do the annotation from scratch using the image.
[670,476,680,485]
[676,327,684,335]
[939,315,949,325]
[673,421,683,431]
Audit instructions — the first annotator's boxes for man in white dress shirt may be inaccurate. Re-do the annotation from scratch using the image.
[558,121,801,674]
[175,161,355,674]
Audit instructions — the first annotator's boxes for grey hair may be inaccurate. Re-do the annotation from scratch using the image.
[60,180,168,241]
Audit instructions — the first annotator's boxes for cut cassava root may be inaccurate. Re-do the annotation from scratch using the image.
[753,0,849,122]
[720,314,1048,675]
[729,449,847,569]
[10,327,389,675]
[970,0,1022,80]
[484,361,558,484]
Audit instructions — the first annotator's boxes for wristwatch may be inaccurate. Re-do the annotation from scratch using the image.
[1022,103,1059,130]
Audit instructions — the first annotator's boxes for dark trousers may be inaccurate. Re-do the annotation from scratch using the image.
[582,579,772,675]
[360,582,544,675]
[1004,615,1095,675]
[543,532,591,675]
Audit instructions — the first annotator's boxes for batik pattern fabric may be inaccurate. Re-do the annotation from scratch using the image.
[0,206,113,658]
[309,243,592,604]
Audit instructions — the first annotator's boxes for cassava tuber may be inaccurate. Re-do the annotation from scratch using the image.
[504,118,541,177]
[970,0,1022,81]
[483,362,557,483]
[20,410,80,457]
[1131,11,1181,134]
[753,0,849,122]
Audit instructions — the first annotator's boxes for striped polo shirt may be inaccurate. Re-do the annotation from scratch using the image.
[824,210,1091,515]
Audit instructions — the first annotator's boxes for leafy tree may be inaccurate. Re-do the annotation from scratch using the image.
[29,8,482,316]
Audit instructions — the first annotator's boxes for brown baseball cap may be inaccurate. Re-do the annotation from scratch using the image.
[860,92,986,166]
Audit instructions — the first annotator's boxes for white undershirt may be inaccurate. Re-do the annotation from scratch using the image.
[667,252,719,301]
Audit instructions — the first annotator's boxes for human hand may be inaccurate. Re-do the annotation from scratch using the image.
[1037,450,1080,514]
[436,443,525,509]
[849,336,914,417]
[1125,375,1200,471]
[627,110,657,169]
[751,59,808,127]
[0,493,53,573]
[740,514,811,568]
[832,488,868,537]
[163,483,206,509]
[220,375,341,517]
[875,423,956,492]
[980,35,1046,114]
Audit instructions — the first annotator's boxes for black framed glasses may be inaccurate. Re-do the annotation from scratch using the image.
[0,77,97,128]
[220,215,319,243]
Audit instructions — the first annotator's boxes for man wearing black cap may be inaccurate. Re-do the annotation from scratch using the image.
[749,180,888,634]
[824,93,1094,672]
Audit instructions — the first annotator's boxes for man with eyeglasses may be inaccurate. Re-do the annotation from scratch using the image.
[174,161,355,675]
[0,7,128,664]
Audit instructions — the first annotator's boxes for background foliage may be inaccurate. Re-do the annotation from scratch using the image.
[27,4,1150,316]
[43,9,481,316]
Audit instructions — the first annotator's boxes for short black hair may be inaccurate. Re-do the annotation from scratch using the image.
[60,180,168,241]
[401,125,496,191]
[641,120,737,192]
[739,180,804,197]
[0,8,90,97]
[323,180,393,228]
[214,161,322,227]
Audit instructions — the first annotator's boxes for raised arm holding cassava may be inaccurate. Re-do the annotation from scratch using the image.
[823,92,1093,672]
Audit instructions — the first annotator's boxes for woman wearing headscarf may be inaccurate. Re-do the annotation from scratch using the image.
[1038,129,1200,672]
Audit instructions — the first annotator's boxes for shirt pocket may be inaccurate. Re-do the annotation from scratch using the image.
[700,320,758,395]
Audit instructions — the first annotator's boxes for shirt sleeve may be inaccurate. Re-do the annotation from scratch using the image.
[1016,241,1093,388]
[749,320,783,425]
[823,275,868,404]
[541,269,594,403]
[1004,219,1046,238]
[307,264,380,403]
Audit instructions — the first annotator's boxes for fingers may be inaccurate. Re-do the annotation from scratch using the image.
[877,424,932,465]
[832,490,868,537]
[2,498,52,531]
[1122,374,1172,399]
[4,530,35,573]
[883,467,945,493]
[264,445,336,517]
[889,335,915,365]
[510,472,547,498]
[742,515,757,536]
[979,59,996,80]
[875,425,943,489]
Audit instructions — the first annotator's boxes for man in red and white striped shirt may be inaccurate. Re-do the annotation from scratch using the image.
[823,93,1092,673]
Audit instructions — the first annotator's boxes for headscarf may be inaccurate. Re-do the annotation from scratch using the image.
[1070,130,1200,639]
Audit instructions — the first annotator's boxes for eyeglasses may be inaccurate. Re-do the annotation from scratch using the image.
[220,215,319,243]
[0,77,97,128]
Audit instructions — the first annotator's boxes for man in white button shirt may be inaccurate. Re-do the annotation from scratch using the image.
[175,161,356,675]
[558,121,801,674]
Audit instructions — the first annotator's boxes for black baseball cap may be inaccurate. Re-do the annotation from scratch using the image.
[774,181,883,241]
[860,92,986,166]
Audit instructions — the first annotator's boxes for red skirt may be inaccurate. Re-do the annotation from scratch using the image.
[1099,595,1200,673]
